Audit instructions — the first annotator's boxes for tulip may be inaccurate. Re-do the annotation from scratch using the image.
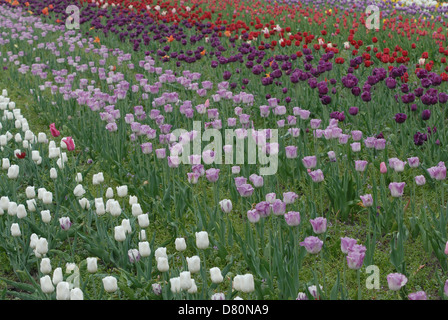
[284,211,301,226]
[219,199,232,213]
[309,169,324,183]
[389,182,406,197]
[114,226,126,242]
[155,247,167,261]
[40,258,52,274]
[116,185,128,197]
[354,160,368,172]
[387,273,408,291]
[49,123,60,137]
[346,246,366,270]
[415,175,426,186]
[102,276,118,293]
[175,238,187,251]
[40,275,55,294]
[138,213,149,228]
[408,291,427,300]
[35,237,48,256]
[195,231,209,249]
[86,257,98,273]
[10,223,21,237]
[302,156,317,169]
[25,186,35,199]
[157,257,169,272]
[16,204,27,219]
[70,288,84,300]
[52,267,63,285]
[237,184,254,197]
[299,236,323,254]
[152,283,162,296]
[56,282,70,300]
[59,217,72,230]
[283,192,298,204]
[380,162,387,174]
[61,137,75,151]
[187,255,201,274]
[310,217,327,234]
[210,267,224,283]
[341,237,357,254]
[128,249,141,263]
[179,271,193,290]
[7,164,19,179]
[360,194,373,207]
[138,241,151,257]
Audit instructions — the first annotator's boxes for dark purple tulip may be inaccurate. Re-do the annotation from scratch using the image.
[395,113,407,124]
[422,109,431,120]
[349,107,359,116]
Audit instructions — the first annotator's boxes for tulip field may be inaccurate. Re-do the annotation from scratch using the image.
[2,0,448,302]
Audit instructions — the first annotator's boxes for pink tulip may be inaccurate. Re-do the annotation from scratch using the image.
[49,123,60,137]
[380,162,387,174]
[62,137,75,151]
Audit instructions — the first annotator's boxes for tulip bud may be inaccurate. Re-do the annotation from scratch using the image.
[195,231,209,249]
[25,186,35,199]
[210,267,224,283]
[137,213,149,228]
[186,255,201,273]
[116,185,128,197]
[36,237,49,256]
[41,210,51,223]
[138,241,151,257]
[105,187,114,198]
[16,204,27,219]
[56,281,70,300]
[114,226,126,242]
[10,223,21,237]
[7,164,19,179]
[175,238,187,251]
[52,267,63,286]
[86,257,98,273]
[102,276,118,293]
[40,275,55,294]
[40,258,52,274]
[73,184,86,197]
[121,219,131,234]
[49,168,57,179]
[157,257,169,272]
[170,277,181,293]
[132,203,143,217]
[70,288,84,300]
[179,271,193,290]
[42,191,53,204]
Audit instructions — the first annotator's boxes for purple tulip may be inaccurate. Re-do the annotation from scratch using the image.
[205,168,220,183]
[310,217,327,234]
[237,184,254,197]
[387,273,408,291]
[302,156,317,169]
[309,169,324,183]
[249,174,264,188]
[299,236,323,254]
[283,192,298,204]
[408,291,427,300]
[285,146,298,159]
[360,194,373,207]
[415,175,426,186]
[270,199,285,215]
[284,211,301,226]
[346,246,366,270]
[354,160,368,172]
[247,209,260,223]
[389,182,406,197]
[255,201,271,217]
[341,237,358,254]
